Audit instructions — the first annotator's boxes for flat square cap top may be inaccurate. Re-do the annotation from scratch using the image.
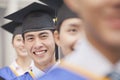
[5,2,55,23]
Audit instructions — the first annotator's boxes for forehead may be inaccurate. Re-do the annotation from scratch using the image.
[60,18,82,28]
[62,18,81,25]
[24,30,52,36]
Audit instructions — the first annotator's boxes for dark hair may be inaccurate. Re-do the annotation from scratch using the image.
[12,35,15,44]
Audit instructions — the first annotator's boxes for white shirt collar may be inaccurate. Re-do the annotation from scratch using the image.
[10,60,34,76]
[64,37,114,76]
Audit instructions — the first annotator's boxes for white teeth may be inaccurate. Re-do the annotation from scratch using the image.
[35,51,45,55]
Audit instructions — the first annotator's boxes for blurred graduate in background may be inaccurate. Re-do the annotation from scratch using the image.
[0,21,33,80]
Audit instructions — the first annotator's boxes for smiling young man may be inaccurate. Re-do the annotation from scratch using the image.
[5,2,59,80]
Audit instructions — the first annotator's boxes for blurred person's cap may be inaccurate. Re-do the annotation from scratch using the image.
[56,4,78,30]
[1,21,22,36]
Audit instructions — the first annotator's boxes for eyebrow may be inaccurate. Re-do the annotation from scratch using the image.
[25,31,49,38]
[25,34,34,38]
[39,32,49,35]
[69,23,80,27]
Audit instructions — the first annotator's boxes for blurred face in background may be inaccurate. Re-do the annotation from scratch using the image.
[24,30,55,66]
[64,0,120,49]
[54,18,84,56]
[12,34,28,57]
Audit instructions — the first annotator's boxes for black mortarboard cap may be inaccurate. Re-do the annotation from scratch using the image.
[5,2,55,23]
[1,21,22,36]
[56,4,78,30]
[39,0,63,25]
[22,11,55,34]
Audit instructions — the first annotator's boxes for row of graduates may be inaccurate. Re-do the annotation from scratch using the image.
[1,0,120,80]
[0,0,82,80]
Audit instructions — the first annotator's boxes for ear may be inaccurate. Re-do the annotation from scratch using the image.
[64,0,80,14]
[54,30,60,46]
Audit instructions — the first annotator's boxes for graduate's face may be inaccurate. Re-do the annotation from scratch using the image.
[12,34,28,57]
[54,18,83,56]
[24,30,55,65]
[64,0,120,48]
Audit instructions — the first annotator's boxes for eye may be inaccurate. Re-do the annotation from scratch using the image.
[69,29,77,32]
[41,34,48,37]
[16,38,22,42]
[68,28,78,33]
[41,34,48,39]
[26,37,34,42]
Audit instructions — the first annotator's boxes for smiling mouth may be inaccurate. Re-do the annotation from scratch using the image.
[20,49,27,53]
[33,50,47,55]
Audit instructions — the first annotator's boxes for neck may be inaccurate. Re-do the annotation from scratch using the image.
[86,33,120,64]
[16,56,32,70]
[34,58,56,72]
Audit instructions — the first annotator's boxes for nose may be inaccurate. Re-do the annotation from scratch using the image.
[34,38,44,50]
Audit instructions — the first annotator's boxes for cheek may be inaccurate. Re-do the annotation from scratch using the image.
[60,35,77,48]
[83,6,106,35]
[13,42,20,48]
[46,38,55,50]
[59,34,67,47]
